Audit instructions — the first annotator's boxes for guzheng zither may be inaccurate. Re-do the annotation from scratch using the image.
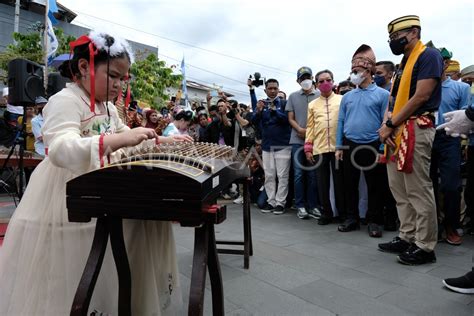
[66,142,250,224]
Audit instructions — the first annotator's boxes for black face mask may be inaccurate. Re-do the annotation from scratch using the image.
[389,36,408,55]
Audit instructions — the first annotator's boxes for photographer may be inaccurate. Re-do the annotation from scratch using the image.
[237,103,256,148]
[206,98,233,145]
[250,78,291,215]
[227,100,250,151]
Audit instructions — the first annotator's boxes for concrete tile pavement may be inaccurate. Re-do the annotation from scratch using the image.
[0,193,472,315]
[173,202,474,315]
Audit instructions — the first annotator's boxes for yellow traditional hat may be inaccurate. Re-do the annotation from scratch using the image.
[387,15,421,35]
[446,60,460,73]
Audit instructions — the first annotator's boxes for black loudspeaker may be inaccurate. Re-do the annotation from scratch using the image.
[47,72,69,97]
[7,58,45,105]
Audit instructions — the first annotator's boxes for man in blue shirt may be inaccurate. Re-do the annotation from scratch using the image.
[251,79,291,215]
[437,69,474,294]
[335,44,389,236]
[430,52,471,246]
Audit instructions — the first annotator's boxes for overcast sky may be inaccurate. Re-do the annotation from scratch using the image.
[59,0,473,103]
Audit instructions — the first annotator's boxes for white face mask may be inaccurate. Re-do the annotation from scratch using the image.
[300,79,313,91]
[350,72,365,86]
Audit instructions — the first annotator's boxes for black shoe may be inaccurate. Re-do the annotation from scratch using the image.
[360,218,368,225]
[317,216,332,225]
[338,219,360,232]
[443,271,474,294]
[368,223,383,238]
[273,205,285,215]
[378,237,411,254]
[260,204,274,213]
[397,244,436,265]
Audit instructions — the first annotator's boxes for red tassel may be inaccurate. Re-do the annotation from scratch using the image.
[88,42,96,113]
[99,134,105,168]
[68,36,98,113]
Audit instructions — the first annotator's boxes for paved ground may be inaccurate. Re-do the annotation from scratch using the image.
[174,201,474,316]
[1,194,473,315]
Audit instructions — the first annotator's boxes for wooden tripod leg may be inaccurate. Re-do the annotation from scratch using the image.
[188,224,209,316]
[108,217,132,316]
[207,223,224,316]
[71,217,109,316]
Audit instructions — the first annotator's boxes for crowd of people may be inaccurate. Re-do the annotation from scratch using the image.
[0,14,472,315]
[109,14,473,293]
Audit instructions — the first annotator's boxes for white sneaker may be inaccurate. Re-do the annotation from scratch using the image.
[233,196,244,204]
[308,207,321,219]
[297,207,309,219]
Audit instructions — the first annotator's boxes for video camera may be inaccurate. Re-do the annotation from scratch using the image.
[249,72,265,87]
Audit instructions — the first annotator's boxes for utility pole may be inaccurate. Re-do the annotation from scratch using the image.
[13,0,20,43]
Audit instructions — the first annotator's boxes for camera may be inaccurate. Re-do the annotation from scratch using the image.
[249,72,265,87]
[227,99,238,110]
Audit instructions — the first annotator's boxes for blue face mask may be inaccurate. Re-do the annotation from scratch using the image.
[374,75,386,87]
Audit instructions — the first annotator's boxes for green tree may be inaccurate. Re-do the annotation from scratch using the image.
[0,23,76,73]
[130,51,182,109]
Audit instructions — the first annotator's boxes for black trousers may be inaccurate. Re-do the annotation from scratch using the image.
[342,138,384,224]
[314,152,345,219]
[429,132,462,229]
[379,163,398,226]
[465,146,474,222]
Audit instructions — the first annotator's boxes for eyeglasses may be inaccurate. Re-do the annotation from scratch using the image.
[388,29,411,42]
[351,69,366,75]
[318,79,332,84]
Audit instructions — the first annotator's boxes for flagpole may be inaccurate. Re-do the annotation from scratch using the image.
[13,0,20,44]
[44,0,49,91]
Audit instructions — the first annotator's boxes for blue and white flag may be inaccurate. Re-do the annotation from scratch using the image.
[48,0,59,25]
[46,16,58,65]
[180,56,189,109]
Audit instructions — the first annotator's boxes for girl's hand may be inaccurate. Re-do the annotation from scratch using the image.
[171,134,193,142]
[122,127,158,147]
[159,134,193,143]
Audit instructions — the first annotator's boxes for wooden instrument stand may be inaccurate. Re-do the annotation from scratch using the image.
[69,206,227,316]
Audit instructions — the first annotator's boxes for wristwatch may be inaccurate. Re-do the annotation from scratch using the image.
[385,119,396,128]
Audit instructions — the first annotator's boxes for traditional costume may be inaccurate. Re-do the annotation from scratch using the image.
[381,15,443,260]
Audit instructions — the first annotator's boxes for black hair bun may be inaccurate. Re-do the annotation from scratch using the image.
[58,60,74,80]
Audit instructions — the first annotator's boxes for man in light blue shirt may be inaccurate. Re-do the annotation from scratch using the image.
[429,54,471,246]
[31,97,46,157]
[335,44,389,236]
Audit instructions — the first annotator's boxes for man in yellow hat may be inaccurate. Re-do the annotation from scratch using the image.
[445,60,461,81]
[378,15,443,265]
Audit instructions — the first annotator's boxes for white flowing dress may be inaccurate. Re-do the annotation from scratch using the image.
[0,83,182,315]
